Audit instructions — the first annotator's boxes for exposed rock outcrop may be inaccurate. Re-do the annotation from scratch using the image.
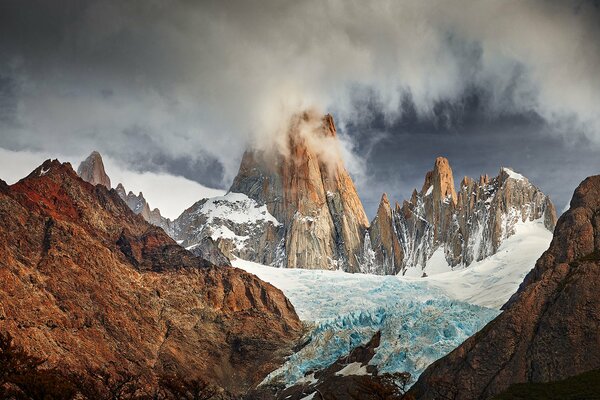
[409,175,600,399]
[187,237,233,267]
[249,332,401,400]
[362,193,403,274]
[181,111,370,272]
[76,150,111,189]
[380,158,557,275]
[0,159,302,396]
[174,115,556,276]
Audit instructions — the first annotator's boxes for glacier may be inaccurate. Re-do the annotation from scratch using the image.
[235,258,499,386]
[232,219,552,387]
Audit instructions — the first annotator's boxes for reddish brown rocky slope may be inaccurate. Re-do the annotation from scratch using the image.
[0,160,302,396]
[409,175,600,399]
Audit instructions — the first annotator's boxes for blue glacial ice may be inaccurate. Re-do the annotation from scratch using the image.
[234,259,501,386]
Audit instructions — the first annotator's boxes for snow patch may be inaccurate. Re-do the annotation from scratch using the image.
[502,167,527,182]
[210,226,249,250]
[425,185,433,196]
[336,362,369,376]
[194,192,280,226]
[420,219,552,308]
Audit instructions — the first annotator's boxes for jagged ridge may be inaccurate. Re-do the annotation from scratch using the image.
[409,174,600,399]
[77,151,174,236]
[174,115,557,276]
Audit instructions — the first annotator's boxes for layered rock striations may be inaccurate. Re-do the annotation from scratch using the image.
[409,175,600,399]
[0,160,302,396]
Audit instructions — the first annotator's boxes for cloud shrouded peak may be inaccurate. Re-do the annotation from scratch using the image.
[0,0,599,215]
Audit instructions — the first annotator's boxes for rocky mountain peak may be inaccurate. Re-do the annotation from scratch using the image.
[421,156,457,206]
[76,152,174,237]
[378,192,391,210]
[224,111,369,271]
[378,158,556,275]
[322,113,337,137]
[76,151,111,189]
[410,175,600,399]
[479,174,490,185]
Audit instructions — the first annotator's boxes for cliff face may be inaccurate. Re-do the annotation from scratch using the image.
[76,151,111,189]
[226,112,370,272]
[0,160,302,395]
[176,117,555,275]
[362,193,403,274]
[379,158,557,275]
[409,175,600,400]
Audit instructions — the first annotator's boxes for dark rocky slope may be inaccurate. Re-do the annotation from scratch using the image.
[0,160,302,397]
[409,175,600,399]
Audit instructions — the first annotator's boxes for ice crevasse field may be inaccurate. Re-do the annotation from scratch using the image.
[232,219,552,387]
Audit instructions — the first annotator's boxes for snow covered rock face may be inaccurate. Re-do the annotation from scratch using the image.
[173,192,284,265]
[377,158,557,276]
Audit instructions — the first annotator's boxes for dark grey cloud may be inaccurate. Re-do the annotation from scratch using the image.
[0,0,599,215]
[339,88,600,215]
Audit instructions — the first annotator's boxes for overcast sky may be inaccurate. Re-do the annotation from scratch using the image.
[1,0,599,217]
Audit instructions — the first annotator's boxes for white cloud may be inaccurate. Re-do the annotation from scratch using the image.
[101,157,226,219]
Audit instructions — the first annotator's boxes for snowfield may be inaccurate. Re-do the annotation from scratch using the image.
[232,218,552,387]
[409,219,553,308]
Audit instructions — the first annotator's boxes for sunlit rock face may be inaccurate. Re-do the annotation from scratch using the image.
[227,112,370,272]
[0,159,302,395]
[174,114,556,276]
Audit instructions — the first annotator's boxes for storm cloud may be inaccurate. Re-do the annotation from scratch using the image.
[0,0,599,216]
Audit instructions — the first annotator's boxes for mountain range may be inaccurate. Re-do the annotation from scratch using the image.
[3,112,596,399]
[79,113,556,278]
